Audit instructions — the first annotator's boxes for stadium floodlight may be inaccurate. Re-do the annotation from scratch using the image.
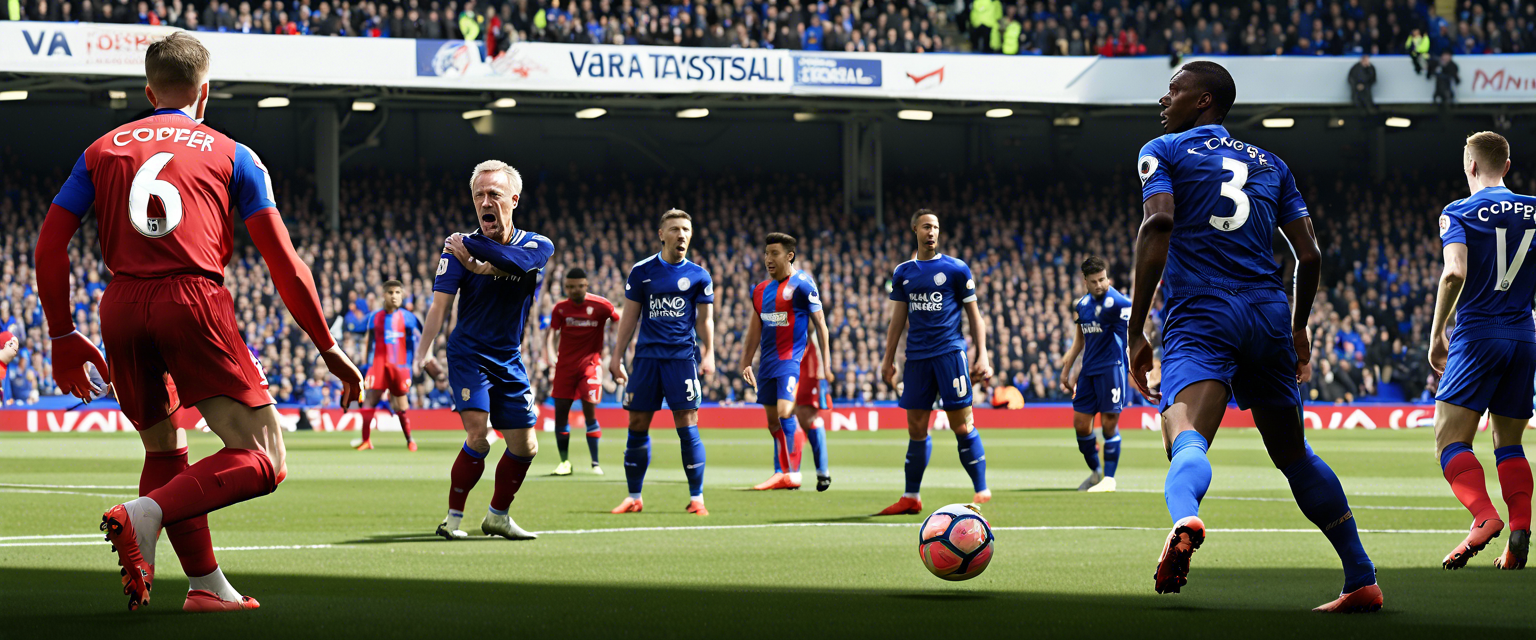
[1261,118,1295,129]
[575,108,607,119]
[1328,117,1346,128]
[107,90,127,100]
[211,92,234,99]
[793,112,817,122]
[256,96,289,108]
[462,109,493,120]
[1385,117,1412,128]
[1052,116,1081,127]
[352,101,377,112]
[492,98,517,108]
[0,91,28,101]
[985,108,1014,119]
[676,108,710,119]
[897,110,933,121]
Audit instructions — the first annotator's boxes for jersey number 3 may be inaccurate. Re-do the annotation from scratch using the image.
[129,152,184,238]
[1209,157,1251,233]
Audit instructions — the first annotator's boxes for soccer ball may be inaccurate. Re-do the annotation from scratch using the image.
[918,503,995,581]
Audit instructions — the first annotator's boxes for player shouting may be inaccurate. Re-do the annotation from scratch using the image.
[417,161,553,542]
[609,209,715,516]
[40,33,362,612]
[1058,257,1131,493]
[739,233,832,491]
[1428,131,1533,571]
[545,267,620,476]
[353,279,422,451]
[1128,61,1380,611]
[876,210,992,516]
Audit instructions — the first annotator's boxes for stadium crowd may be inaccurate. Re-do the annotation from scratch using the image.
[0,151,1513,409]
[7,0,1533,56]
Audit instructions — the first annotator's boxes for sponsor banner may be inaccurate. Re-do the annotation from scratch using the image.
[0,404,1476,433]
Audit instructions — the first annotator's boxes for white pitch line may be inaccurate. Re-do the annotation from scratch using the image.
[0,541,340,550]
[0,483,137,490]
[0,534,102,541]
[0,488,135,499]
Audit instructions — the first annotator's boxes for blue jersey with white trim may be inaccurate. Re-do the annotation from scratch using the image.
[625,253,715,360]
[890,253,975,360]
[432,229,553,373]
[1438,186,1536,344]
[1076,286,1132,375]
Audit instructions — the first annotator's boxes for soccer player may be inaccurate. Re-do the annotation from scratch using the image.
[353,279,422,451]
[415,160,553,542]
[608,209,715,516]
[739,233,832,491]
[1057,257,1131,493]
[39,33,362,612]
[1128,61,1380,611]
[545,267,620,476]
[1428,131,1534,571]
[875,210,992,516]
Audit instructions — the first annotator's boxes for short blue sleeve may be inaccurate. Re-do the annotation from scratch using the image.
[51,153,95,216]
[1439,208,1467,247]
[624,263,645,302]
[231,143,277,219]
[462,231,553,276]
[957,263,978,304]
[1137,137,1173,201]
[696,269,715,304]
[1276,163,1310,225]
[889,264,906,302]
[432,252,465,294]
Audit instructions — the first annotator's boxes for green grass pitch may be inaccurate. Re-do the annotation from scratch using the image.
[1,427,1531,639]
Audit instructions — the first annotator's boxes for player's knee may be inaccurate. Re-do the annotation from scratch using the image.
[465,434,491,454]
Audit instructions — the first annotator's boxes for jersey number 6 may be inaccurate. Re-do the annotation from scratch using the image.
[129,152,184,238]
[1209,157,1251,233]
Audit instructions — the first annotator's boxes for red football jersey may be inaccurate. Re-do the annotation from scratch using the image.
[50,108,277,281]
[550,295,619,368]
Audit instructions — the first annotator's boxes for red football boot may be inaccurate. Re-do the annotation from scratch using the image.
[875,496,923,516]
[686,499,709,516]
[1443,517,1504,570]
[1154,516,1205,594]
[1494,529,1529,570]
[184,590,261,613]
[1313,584,1384,613]
[610,497,644,514]
[100,504,153,611]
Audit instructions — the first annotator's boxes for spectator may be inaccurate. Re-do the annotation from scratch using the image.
[1433,51,1460,110]
[970,0,1000,53]
[1349,53,1376,113]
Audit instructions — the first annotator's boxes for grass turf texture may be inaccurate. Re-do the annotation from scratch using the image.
[0,427,1530,639]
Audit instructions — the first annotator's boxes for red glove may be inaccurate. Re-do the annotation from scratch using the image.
[52,331,108,400]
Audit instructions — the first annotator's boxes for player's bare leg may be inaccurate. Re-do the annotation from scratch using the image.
[1435,401,1507,569]
[354,388,386,450]
[389,392,416,451]
[580,398,603,474]
[1073,410,1105,491]
[674,409,708,515]
[104,397,286,611]
[754,399,801,490]
[1490,414,1530,569]
[613,410,652,513]
[876,410,932,516]
[439,411,491,540]
[1088,413,1122,493]
[795,402,830,491]
[551,397,576,475]
[480,424,538,541]
[1153,380,1225,595]
[948,406,989,504]
[136,417,259,612]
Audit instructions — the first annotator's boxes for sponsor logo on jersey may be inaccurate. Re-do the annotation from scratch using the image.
[908,291,943,312]
[1138,155,1158,185]
[649,295,688,318]
[566,318,600,327]
[760,311,790,327]
[1439,214,1451,237]
[437,258,448,275]
[1082,322,1104,334]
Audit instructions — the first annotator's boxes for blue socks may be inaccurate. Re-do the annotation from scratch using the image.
[677,425,706,498]
[904,437,932,495]
[624,431,650,497]
[585,422,601,464]
[805,426,829,475]
[1165,430,1212,522]
[1282,441,1376,592]
[957,430,988,492]
[1104,434,1122,478]
[1077,433,1101,472]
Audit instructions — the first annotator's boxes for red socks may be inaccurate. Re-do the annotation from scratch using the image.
[449,444,487,512]
[1443,450,1502,524]
[398,410,413,443]
[1496,447,1532,531]
[359,408,377,443]
[140,448,218,577]
[146,448,278,526]
[489,451,533,513]
[772,429,792,475]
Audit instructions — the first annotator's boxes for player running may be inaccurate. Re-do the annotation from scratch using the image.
[876,210,992,516]
[1058,256,1131,493]
[1428,131,1534,571]
[40,33,363,612]
[544,267,620,476]
[608,209,715,516]
[1128,61,1380,611]
[353,279,422,451]
[739,233,832,491]
[416,160,553,542]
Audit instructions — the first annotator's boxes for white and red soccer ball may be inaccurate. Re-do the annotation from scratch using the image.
[918,503,994,581]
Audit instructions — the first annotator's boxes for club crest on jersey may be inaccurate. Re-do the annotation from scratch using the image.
[677,277,691,291]
[586,306,594,315]
[1104,297,1115,307]
[781,286,794,301]
[934,272,947,286]
[1138,155,1158,185]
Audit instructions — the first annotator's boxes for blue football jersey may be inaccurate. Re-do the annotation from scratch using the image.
[753,270,822,380]
[890,254,976,361]
[432,229,554,373]
[1075,286,1132,375]
[1138,124,1309,303]
[1439,186,1536,343]
[626,253,715,360]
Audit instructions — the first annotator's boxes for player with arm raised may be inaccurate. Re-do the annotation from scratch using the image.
[353,279,422,451]
[545,267,620,476]
[875,210,992,516]
[739,233,832,491]
[414,161,553,542]
[1057,256,1131,493]
[1427,131,1534,571]
[1127,61,1379,611]
[608,209,715,516]
[40,33,362,612]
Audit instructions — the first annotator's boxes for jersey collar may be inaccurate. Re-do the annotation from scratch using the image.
[151,107,198,122]
[915,252,944,262]
[657,252,690,267]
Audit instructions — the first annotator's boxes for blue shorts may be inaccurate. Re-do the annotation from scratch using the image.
[899,351,973,411]
[1436,338,1536,419]
[1073,366,1128,415]
[446,351,536,430]
[624,357,701,412]
[1158,295,1301,413]
[758,374,800,406]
